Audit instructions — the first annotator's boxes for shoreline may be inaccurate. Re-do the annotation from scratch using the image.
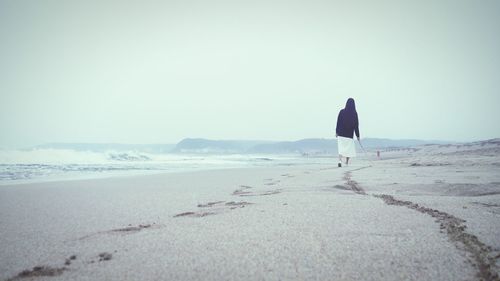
[0,160,339,188]
[0,155,341,187]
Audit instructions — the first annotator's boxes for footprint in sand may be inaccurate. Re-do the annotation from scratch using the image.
[77,223,158,241]
[232,185,253,196]
[331,184,350,191]
[238,189,282,197]
[232,183,282,197]
[87,250,118,264]
[173,211,216,218]
[197,201,225,208]
[98,252,113,262]
[261,178,281,186]
[7,252,114,281]
[111,224,153,233]
[64,255,77,266]
[225,201,253,209]
[8,266,67,281]
[264,180,280,186]
[173,200,253,218]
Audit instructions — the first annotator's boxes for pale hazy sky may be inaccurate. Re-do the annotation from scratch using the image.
[1,0,499,147]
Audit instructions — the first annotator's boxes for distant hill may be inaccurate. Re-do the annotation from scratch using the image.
[36,143,176,154]
[34,138,455,155]
[248,139,337,154]
[358,138,452,149]
[414,138,500,156]
[171,138,272,154]
[171,138,453,155]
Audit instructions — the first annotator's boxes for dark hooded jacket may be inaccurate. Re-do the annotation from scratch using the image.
[336,109,360,139]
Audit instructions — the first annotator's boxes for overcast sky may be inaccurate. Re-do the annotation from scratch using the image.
[1,0,499,147]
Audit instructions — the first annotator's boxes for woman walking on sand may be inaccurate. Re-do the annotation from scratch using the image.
[336,98,360,167]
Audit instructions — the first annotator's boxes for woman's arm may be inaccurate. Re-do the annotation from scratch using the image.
[336,110,342,137]
[354,113,360,139]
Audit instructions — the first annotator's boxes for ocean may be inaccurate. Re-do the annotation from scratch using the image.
[0,148,332,185]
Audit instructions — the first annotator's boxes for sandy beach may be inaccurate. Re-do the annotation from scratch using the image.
[1,142,500,281]
[2,0,499,279]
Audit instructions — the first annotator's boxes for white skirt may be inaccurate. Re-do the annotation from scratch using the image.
[337,136,357,157]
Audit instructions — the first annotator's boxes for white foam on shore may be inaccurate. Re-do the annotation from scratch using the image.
[0,149,335,185]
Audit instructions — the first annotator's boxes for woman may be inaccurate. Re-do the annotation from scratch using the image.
[336,98,360,167]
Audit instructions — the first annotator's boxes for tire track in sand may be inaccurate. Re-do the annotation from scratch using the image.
[343,169,500,281]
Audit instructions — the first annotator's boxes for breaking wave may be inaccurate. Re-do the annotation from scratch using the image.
[0,149,305,185]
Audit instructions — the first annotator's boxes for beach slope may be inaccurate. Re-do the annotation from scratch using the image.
[1,143,499,280]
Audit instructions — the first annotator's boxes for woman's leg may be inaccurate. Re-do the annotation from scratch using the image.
[346,157,350,165]
[338,154,343,167]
